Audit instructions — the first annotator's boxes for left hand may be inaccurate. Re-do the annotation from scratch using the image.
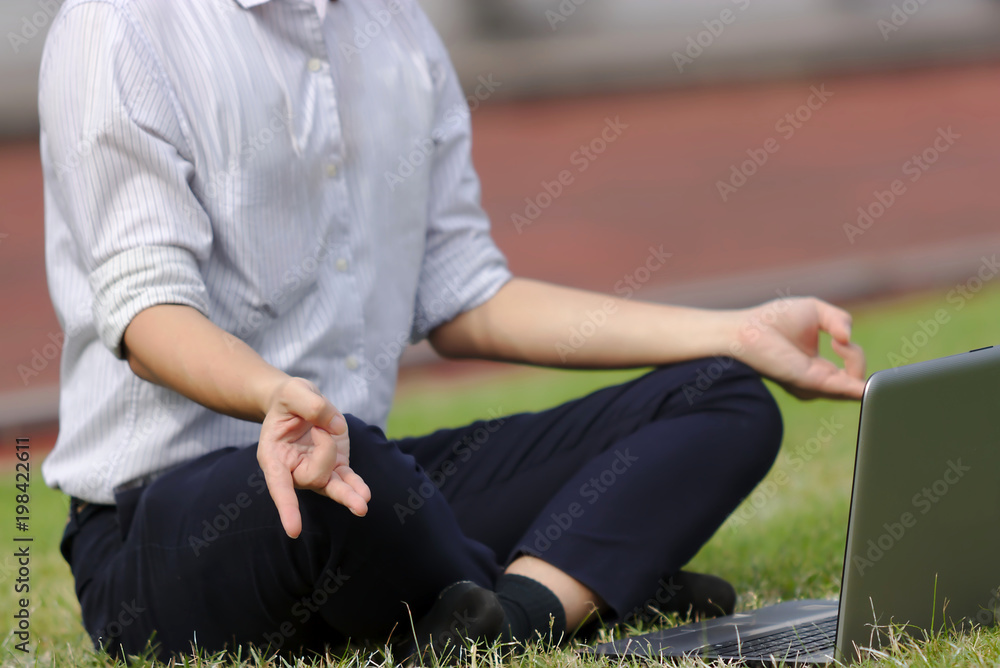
[730,297,866,400]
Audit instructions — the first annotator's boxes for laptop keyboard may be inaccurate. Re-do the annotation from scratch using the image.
[704,616,837,658]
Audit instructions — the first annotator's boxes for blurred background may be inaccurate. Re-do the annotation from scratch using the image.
[2,0,1000,443]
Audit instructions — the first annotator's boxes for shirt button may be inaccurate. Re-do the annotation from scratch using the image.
[307,57,323,72]
[336,258,348,272]
[325,163,338,178]
[345,355,359,370]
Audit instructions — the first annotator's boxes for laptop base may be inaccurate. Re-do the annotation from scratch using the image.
[586,599,838,665]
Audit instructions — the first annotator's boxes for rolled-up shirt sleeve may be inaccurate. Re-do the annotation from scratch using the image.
[39,3,212,358]
[407,4,512,343]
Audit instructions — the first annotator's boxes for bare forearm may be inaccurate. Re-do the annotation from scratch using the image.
[429,278,739,368]
[122,304,290,422]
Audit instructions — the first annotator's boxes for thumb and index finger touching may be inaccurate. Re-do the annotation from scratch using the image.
[260,379,368,539]
[814,300,867,399]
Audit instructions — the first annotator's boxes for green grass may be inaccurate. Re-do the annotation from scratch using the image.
[3,283,1000,667]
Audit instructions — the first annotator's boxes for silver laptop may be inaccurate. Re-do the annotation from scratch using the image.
[588,344,1000,665]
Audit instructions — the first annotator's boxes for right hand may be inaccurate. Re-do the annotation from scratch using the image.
[257,377,371,538]
[731,297,866,401]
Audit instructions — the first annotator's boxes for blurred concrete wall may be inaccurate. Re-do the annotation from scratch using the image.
[2,0,57,135]
[3,0,1000,135]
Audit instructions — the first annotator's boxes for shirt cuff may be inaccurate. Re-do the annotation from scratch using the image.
[410,249,512,343]
[89,245,210,358]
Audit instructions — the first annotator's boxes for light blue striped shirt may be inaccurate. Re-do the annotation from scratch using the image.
[39,0,511,503]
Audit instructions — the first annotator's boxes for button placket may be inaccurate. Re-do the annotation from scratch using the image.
[305,9,362,380]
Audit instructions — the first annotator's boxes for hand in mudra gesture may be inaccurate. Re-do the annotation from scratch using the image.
[257,378,371,538]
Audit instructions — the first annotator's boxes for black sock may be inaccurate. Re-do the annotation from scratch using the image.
[495,574,567,644]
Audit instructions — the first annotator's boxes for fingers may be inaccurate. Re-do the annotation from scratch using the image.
[831,337,866,380]
[814,299,854,345]
[260,380,367,533]
[819,370,867,400]
[323,467,370,517]
[329,413,348,435]
[303,424,341,482]
[312,425,369,513]
[805,299,866,400]
[259,456,303,539]
[282,378,346,434]
[290,426,370,515]
[339,466,372,503]
[804,357,866,400]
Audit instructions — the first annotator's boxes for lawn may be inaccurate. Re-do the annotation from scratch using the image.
[2,283,1000,667]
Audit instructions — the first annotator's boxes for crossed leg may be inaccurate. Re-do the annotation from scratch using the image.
[62,358,781,659]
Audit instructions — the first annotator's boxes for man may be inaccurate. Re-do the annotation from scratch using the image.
[39,0,866,660]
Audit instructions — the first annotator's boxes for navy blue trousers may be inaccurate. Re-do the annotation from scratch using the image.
[60,359,782,659]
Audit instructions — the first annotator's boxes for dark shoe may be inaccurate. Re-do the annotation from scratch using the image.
[635,571,737,623]
[410,581,505,662]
